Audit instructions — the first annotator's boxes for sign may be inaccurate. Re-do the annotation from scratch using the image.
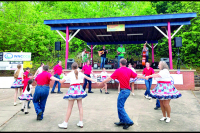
[107,24,125,32]
[0,61,23,70]
[0,52,3,61]
[3,52,31,61]
[64,73,183,85]
[23,61,32,68]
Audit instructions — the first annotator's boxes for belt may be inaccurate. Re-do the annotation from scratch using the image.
[157,81,171,83]
[120,88,129,91]
[71,84,80,86]
[37,84,49,86]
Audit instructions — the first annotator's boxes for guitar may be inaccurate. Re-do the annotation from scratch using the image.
[117,51,126,55]
[98,49,109,56]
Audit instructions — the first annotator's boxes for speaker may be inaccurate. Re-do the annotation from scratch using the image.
[109,59,114,63]
[174,37,182,47]
[104,64,112,69]
[55,42,61,51]
[67,59,74,69]
[93,64,98,69]
[114,60,118,69]
[160,58,170,68]
[151,62,158,69]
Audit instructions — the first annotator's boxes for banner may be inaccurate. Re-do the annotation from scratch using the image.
[0,61,23,70]
[3,52,31,61]
[107,24,125,32]
[64,73,183,84]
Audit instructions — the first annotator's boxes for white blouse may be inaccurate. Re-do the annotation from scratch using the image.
[37,67,43,74]
[100,72,108,78]
[23,85,33,95]
[64,70,85,85]
[156,69,171,81]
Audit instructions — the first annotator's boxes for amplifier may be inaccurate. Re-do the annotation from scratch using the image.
[104,64,112,69]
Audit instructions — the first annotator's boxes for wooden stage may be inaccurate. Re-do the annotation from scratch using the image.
[49,69,196,90]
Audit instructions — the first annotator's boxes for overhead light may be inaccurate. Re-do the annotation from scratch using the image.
[96,35,112,36]
[127,33,143,36]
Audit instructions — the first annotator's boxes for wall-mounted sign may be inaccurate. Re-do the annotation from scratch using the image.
[107,24,125,32]
[3,52,31,61]
[23,61,33,68]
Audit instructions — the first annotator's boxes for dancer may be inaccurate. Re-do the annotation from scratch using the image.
[18,79,34,114]
[128,63,137,96]
[98,68,109,94]
[58,62,98,129]
[143,62,155,100]
[23,73,34,109]
[34,62,44,78]
[98,58,148,129]
[146,61,182,123]
[82,60,96,93]
[33,65,60,121]
[51,61,63,94]
[11,64,24,106]
[23,67,30,80]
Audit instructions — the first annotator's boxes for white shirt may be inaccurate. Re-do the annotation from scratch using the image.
[64,70,85,85]
[156,69,171,81]
[37,67,43,74]
[23,85,32,94]
[129,67,136,73]
[14,69,24,78]
[100,72,108,78]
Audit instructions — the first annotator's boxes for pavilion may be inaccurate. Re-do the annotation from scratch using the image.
[44,12,197,69]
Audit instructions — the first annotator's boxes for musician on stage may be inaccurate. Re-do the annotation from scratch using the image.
[82,48,90,66]
[98,45,108,69]
[117,44,125,68]
[142,41,149,62]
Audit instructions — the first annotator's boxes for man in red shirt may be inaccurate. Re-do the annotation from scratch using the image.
[82,60,96,93]
[23,73,34,109]
[142,62,155,100]
[51,61,63,94]
[99,58,147,129]
[33,65,60,121]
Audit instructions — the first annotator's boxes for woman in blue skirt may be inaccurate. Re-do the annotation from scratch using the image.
[58,62,98,129]
[146,61,182,123]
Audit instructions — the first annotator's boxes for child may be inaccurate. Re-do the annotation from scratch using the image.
[115,79,120,93]
[58,62,98,129]
[11,64,24,106]
[128,63,138,96]
[23,73,34,109]
[18,79,34,114]
[23,67,30,80]
[98,68,109,94]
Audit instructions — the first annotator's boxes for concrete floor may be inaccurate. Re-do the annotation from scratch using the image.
[0,88,200,131]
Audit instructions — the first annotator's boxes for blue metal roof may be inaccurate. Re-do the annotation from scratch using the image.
[44,12,197,45]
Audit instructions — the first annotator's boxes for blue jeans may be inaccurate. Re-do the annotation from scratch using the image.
[144,78,152,96]
[118,56,124,68]
[117,89,133,124]
[33,86,50,119]
[51,74,61,92]
[83,74,92,92]
[146,56,149,62]
[156,99,160,108]
[100,57,106,68]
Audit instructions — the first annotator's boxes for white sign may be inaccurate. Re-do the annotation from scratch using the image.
[63,73,183,85]
[3,52,31,61]
[0,61,23,70]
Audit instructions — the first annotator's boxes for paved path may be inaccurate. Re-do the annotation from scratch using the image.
[0,88,200,131]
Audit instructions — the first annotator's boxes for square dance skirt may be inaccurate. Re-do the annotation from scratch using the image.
[100,76,106,82]
[130,78,138,83]
[149,82,182,100]
[11,78,24,88]
[63,84,87,100]
[18,94,33,101]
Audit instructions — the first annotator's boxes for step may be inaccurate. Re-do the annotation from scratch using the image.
[195,87,200,91]
[195,81,200,83]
